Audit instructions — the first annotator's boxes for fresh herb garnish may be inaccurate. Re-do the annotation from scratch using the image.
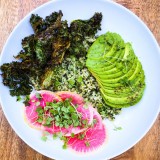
[16,96,22,102]
[23,95,30,106]
[78,133,85,140]
[85,141,90,147]
[41,135,47,142]
[35,101,40,106]
[35,98,87,130]
[71,133,75,138]
[62,143,68,149]
[35,92,42,100]
[113,126,122,131]
[52,133,58,140]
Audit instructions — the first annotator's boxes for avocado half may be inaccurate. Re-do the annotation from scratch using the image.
[86,32,145,108]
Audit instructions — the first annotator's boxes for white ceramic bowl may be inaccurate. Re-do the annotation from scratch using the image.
[0,0,160,159]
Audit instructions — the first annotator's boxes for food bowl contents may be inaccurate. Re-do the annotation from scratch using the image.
[0,9,146,154]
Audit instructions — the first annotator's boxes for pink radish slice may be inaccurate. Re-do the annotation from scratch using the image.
[24,90,61,130]
[67,109,107,152]
[56,91,84,105]
[43,91,93,136]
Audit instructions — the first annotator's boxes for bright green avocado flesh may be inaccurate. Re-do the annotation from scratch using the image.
[86,32,145,108]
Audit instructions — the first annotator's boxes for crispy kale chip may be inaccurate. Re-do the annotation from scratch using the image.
[68,12,102,56]
[0,11,102,96]
[30,14,46,34]
[35,11,70,65]
[0,62,32,96]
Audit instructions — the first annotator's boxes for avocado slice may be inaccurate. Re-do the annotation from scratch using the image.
[87,42,136,79]
[96,56,137,81]
[96,58,144,89]
[87,32,125,59]
[86,32,145,108]
[87,48,124,70]
[101,84,145,108]
[100,86,144,105]
[99,59,141,84]
[101,72,145,97]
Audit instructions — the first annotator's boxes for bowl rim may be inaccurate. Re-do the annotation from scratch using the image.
[0,0,160,159]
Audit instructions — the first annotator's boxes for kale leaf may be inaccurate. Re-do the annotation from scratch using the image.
[30,14,47,34]
[0,62,32,96]
[0,11,102,96]
[68,12,102,56]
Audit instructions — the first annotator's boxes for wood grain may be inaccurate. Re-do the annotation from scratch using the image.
[0,0,159,160]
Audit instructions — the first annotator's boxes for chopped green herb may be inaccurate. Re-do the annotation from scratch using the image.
[71,133,75,138]
[37,117,43,123]
[35,101,40,106]
[93,118,97,124]
[58,132,63,138]
[53,133,58,140]
[36,106,44,115]
[82,119,87,125]
[64,124,69,128]
[23,95,30,106]
[46,102,50,106]
[16,96,22,102]
[85,141,90,147]
[60,136,67,141]
[113,126,122,131]
[35,92,42,100]
[41,136,47,142]
[44,117,53,126]
[55,122,59,126]
[62,143,67,149]
[77,76,83,83]
[68,79,75,86]
[78,133,85,140]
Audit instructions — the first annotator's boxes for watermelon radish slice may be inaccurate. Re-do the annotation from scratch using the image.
[24,90,61,130]
[67,109,107,152]
[56,91,84,105]
[43,91,94,136]
[24,90,107,152]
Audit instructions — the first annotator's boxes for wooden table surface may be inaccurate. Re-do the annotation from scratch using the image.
[0,0,159,160]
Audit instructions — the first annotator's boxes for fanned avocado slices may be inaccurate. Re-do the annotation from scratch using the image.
[86,32,145,108]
